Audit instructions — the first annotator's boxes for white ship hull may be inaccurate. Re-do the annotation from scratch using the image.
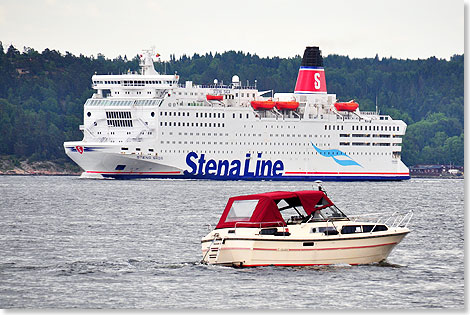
[64,47,410,181]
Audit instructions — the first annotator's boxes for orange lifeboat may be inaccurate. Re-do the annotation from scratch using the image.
[251,100,276,110]
[206,94,223,101]
[334,101,359,112]
[275,101,299,110]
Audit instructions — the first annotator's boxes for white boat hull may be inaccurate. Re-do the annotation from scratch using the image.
[202,229,409,267]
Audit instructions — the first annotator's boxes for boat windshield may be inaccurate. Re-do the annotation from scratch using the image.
[276,198,308,224]
[311,205,349,221]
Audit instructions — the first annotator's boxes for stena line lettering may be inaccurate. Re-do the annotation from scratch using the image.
[184,152,284,178]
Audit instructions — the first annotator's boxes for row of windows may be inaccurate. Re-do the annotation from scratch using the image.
[107,119,133,127]
[106,111,132,119]
[341,134,399,139]
[155,147,394,157]
[86,99,161,106]
[174,91,256,98]
[340,142,391,146]
[160,121,225,128]
[161,111,189,117]
[156,110,400,133]
[326,125,344,131]
[197,112,225,119]
[159,128,333,140]
[352,125,399,132]
[326,124,399,132]
[160,111,249,119]
[92,80,176,86]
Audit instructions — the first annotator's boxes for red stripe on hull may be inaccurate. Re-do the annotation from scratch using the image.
[284,171,409,176]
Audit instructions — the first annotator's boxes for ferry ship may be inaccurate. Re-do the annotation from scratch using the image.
[63,47,410,181]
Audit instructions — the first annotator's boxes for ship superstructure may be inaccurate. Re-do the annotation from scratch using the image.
[64,47,410,180]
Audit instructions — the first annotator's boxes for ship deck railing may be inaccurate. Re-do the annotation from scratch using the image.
[178,83,257,90]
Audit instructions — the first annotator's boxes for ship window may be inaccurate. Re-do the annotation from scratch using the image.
[115,165,126,171]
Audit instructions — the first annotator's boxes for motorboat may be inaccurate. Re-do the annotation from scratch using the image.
[201,185,411,267]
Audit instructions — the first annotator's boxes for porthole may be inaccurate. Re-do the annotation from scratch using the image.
[151,112,155,117]
[87,112,91,117]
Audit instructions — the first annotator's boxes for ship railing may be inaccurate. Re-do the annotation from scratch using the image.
[361,111,378,116]
[178,83,257,90]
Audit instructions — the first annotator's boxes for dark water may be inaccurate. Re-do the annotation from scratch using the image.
[0,176,464,309]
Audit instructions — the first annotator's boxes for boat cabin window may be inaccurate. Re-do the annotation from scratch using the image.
[312,204,348,221]
[226,199,259,222]
[311,226,339,235]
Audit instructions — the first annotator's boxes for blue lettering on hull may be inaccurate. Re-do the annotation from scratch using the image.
[99,152,410,181]
[183,152,284,178]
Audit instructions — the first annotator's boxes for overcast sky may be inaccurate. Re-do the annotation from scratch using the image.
[0,0,464,60]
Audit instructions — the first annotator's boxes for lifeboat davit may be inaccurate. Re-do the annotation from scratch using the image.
[251,100,276,110]
[206,94,223,101]
[334,101,359,112]
[275,101,299,110]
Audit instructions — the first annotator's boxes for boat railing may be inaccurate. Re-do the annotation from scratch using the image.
[325,219,339,233]
[350,210,413,229]
[234,221,286,231]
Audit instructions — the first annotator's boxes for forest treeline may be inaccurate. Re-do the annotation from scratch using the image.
[0,43,464,168]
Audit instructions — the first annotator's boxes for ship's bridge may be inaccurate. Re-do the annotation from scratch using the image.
[91,49,179,99]
[92,74,179,89]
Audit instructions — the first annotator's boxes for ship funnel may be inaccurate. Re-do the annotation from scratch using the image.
[294,46,327,94]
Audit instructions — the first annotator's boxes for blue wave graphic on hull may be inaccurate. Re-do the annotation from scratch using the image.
[311,143,362,167]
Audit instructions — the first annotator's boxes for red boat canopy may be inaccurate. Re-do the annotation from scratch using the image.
[215,190,334,229]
